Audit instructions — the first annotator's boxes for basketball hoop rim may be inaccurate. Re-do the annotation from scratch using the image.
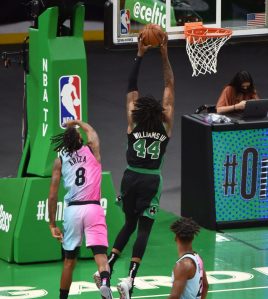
[183,22,233,76]
[184,27,233,39]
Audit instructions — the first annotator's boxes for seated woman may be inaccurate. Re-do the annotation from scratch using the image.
[216,70,259,114]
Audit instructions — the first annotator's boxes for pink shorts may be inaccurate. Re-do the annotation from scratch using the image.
[63,203,108,251]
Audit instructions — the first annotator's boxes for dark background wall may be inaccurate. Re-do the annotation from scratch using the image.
[0,1,105,24]
[1,0,265,24]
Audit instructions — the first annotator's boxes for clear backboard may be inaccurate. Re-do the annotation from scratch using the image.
[106,0,268,46]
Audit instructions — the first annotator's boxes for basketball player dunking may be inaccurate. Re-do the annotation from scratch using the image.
[95,33,175,299]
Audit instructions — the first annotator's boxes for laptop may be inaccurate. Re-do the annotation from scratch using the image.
[231,99,268,120]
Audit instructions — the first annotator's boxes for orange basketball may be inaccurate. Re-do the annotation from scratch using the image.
[140,24,165,47]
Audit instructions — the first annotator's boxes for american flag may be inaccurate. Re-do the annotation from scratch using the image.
[247,13,266,26]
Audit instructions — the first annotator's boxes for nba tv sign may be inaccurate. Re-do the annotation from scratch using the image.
[59,75,82,128]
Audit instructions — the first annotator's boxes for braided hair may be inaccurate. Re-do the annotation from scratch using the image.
[170,217,200,243]
[51,127,82,155]
[132,95,164,131]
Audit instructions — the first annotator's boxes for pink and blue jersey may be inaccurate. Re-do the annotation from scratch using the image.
[60,145,108,250]
[60,145,101,204]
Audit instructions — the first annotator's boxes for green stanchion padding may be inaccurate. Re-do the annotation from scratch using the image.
[0,178,27,262]
[18,4,88,177]
[14,178,66,263]
[79,172,124,258]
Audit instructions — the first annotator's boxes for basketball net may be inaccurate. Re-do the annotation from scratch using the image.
[184,22,232,76]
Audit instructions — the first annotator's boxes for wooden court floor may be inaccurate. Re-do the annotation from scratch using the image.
[1,209,268,299]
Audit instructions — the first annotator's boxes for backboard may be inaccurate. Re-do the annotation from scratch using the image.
[106,0,268,46]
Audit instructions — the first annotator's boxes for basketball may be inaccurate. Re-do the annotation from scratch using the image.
[140,24,165,47]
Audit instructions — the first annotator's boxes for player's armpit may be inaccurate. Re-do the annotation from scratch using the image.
[87,132,101,162]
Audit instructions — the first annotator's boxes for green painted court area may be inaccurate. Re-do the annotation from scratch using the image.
[1,209,268,299]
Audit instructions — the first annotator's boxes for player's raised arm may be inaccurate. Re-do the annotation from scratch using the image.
[127,35,151,133]
[160,34,175,137]
[64,120,101,162]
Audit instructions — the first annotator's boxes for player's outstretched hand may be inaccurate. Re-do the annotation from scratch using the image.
[137,34,152,57]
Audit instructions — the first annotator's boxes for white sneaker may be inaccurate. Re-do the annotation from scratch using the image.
[100,285,113,299]
[93,271,101,289]
[117,278,133,299]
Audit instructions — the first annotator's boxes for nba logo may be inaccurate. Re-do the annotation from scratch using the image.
[59,75,82,128]
[120,9,130,35]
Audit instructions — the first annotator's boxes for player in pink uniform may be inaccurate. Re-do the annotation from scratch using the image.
[48,120,113,299]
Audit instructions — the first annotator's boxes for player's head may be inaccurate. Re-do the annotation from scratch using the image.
[132,95,164,130]
[170,217,200,243]
[51,127,82,155]
[229,70,255,94]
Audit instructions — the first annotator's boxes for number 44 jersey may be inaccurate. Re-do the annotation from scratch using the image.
[60,145,102,205]
[127,122,169,170]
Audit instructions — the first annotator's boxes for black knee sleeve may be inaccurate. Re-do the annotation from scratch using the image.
[63,247,80,259]
[90,245,108,255]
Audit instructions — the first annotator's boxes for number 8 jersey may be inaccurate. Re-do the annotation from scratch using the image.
[127,122,169,169]
[60,145,102,205]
